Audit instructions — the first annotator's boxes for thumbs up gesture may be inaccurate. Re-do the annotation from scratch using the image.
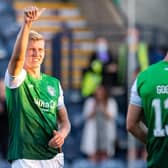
[24,6,45,23]
[48,130,65,149]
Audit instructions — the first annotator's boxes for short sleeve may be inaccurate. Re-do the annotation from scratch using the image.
[57,82,65,109]
[129,79,142,107]
[4,69,27,89]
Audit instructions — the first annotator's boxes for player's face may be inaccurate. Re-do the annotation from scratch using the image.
[25,39,45,69]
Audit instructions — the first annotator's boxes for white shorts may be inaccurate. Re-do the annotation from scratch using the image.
[11,153,64,168]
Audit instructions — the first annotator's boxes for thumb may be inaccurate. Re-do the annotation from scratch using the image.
[38,8,46,16]
[53,130,57,136]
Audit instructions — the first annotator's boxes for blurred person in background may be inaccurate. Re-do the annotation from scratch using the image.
[0,79,8,160]
[89,37,118,88]
[127,52,168,168]
[81,59,103,98]
[81,37,118,98]
[81,84,118,163]
[4,6,70,168]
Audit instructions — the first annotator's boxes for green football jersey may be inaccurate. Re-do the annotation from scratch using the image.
[5,72,61,161]
[136,60,168,168]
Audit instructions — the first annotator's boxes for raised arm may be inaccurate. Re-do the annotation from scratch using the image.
[8,6,45,76]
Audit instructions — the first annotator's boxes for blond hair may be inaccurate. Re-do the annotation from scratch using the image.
[29,30,44,41]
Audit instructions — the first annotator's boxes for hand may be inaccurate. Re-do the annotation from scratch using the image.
[24,6,45,23]
[48,130,64,149]
[99,103,106,112]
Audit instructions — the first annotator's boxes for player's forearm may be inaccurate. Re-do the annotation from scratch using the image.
[13,22,32,59]
[59,120,71,139]
[128,121,147,144]
[58,107,71,139]
[8,22,32,76]
[127,104,147,144]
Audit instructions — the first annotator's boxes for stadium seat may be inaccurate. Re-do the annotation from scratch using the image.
[64,160,71,168]
[0,59,8,78]
[0,159,11,168]
[0,1,16,17]
[71,158,97,168]
[99,159,126,168]
[63,135,80,162]
[129,159,147,168]
[0,40,7,60]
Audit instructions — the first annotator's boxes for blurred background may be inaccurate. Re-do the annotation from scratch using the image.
[0,0,167,168]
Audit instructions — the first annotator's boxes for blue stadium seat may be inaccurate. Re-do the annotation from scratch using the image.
[0,1,16,20]
[6,32,18,59]
[0,40,7,60]
[64,160,71,168]
[0,59,8,78]
[63,135,81,162]
[71,158,97,168]
[99,159,126,168]
[0,159,11,168]
[129,159,147,168]
[0,17,19,42]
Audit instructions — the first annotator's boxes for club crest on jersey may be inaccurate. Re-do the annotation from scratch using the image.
[47,86,55,96]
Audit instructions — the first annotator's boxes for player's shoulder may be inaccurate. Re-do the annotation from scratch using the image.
[138,61,162,77]
[136,61,163,87]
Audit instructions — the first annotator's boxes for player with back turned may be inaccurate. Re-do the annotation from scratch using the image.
[127,52,168,168]
[4,6,71,168]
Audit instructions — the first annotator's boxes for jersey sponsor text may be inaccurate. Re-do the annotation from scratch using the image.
[34,98,56,111]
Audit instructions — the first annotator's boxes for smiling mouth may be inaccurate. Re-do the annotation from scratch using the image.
[32,58,40,62]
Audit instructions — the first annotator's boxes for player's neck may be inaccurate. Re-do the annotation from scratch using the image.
[26,68,41,79]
